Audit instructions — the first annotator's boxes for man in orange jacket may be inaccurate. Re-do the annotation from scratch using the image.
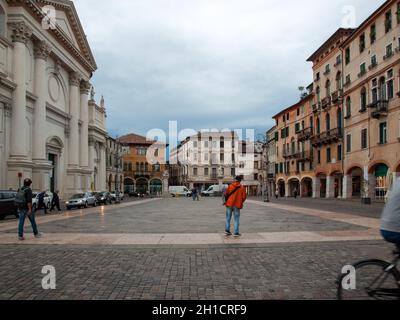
[224,175,247,237]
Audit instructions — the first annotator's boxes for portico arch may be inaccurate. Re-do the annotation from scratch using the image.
[277,179,286,197]
[288,178,300,197]
[149,178,162,195]
[136,177,148,194]
[347,166,363,198]
[369,162,389,200]
[124,177,134,194]
[301,177,313,198]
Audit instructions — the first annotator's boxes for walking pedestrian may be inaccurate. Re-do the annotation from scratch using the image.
[191,187,200,201]
[224,175,247,237]
[15,178,42,241]
[50,190,62,212]
[37,190,48,214]
[294,188,298,199]
[275,188,279,200]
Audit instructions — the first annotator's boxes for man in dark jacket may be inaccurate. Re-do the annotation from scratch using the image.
[37,190,48,214]
[50,190,61,212]
[17,178,42,241]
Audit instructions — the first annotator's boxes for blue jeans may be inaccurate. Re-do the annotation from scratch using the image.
[381,230,400,245]
[18,208,39,238]
[226,207,240,234]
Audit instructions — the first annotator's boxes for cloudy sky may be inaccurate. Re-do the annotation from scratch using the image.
[74,0,385,141]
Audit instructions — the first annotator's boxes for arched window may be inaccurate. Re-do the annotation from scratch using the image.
[310,116,314,130]
[316,118,321,134]
[326,80,331,97]
[316,86,321,103]
[326,113,331,131]
[360,87,367,110]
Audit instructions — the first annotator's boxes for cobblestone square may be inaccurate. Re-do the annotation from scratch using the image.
[0,197,393,300]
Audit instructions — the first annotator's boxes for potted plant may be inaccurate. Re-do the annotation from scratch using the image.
[361,177,371,205]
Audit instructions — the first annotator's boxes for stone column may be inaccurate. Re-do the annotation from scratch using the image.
[312,177,320,198]
[100,144,107,191]
[9,22,32,159]
[79,81,91,168]
[68,71,80,168]
[285,181,289,197]
[326,175,335,198]
[32,40,52,162]
[342,175,351,199]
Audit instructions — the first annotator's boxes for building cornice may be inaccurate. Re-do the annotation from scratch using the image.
[6,0,97,73]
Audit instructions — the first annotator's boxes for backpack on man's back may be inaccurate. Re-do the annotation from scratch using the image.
[14,187,28,209]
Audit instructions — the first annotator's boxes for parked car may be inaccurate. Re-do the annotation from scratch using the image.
[110,191,124,201]
[169,186,192,197]
[0,190,18,220]
[32,192,52,211]
[201,185,228,197]
[65,192,97,210]
[128,191,139,197]
[94,192,113,205]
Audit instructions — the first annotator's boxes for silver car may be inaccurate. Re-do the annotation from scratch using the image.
[66,192,97,210]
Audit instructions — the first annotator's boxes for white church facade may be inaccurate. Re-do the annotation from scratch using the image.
[0,0,108,198]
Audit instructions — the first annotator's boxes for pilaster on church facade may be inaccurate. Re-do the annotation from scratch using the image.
[0,1,110,199]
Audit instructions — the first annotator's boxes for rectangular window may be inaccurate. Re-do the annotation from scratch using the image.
[345,47,351,65]
[317,150,321,164]
[295,123,300,133]
[275,164,279,175]
[387,80,394,99]
[231,168,235,177]
[336,55,341,66]
[359,63,366,76]
[193,168,198,176]
[345,74,351,85]
[204,168,209,176]
[285,127,289,137]
[279,163,283,174]
[220,153,224,162]
[337,145,342,161]
[371,55,377,67]
[361,129,368,149]
[385,44,393,58]
[297,108,300,116]
[204,141,209,148]
[193,141,198,148]
[379,122,387,144]
[370,24,376,44]
[327,148,331,163]
[359,33,365,53]
[385,10,392,33]
[346,134,352,153]
[274,131,279,141]
[397,2,400,24]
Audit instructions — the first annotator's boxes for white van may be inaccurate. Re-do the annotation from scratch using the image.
[201,184,228,197]
[169,186,192,197]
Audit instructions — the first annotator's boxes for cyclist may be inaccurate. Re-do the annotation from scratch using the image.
[381,177,400,248]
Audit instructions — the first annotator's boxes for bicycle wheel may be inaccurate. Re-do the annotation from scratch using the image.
[337,259,400,300]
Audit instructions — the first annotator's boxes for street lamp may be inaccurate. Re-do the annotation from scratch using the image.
[257,134,270,203]
[114,135,127,204]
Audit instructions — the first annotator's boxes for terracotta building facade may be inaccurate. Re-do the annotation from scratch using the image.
[270,0,400,201]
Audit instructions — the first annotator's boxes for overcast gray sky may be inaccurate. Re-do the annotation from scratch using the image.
[74,0,385,140]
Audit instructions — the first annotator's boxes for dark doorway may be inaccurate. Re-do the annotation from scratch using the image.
[48,153,56,193]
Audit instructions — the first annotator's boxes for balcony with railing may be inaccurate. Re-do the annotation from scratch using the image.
[331,89,343,104]
[368,100,389,119]
[297,127,313,141]
[311,128,343,146]
[321,96,331,109]
[312,102,321,113]
[297,150,313,163]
